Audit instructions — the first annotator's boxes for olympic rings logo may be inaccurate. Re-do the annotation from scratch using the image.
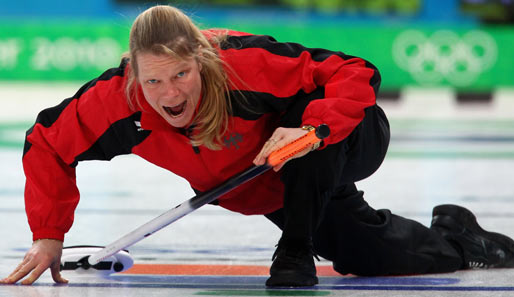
[392,30,497,86]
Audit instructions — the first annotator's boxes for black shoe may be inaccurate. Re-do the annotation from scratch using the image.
[431,204,514,269]
[265,238,319,287]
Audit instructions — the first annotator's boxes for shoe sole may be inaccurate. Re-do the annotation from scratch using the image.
[433,204,514,267]
[265,272,319,287]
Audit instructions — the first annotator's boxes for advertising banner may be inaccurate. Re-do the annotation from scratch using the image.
[0,21,129,81]
[247,24,514,91]
[1,20,513,91]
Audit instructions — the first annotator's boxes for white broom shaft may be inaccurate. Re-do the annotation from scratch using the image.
[87,164,271,265]
[88,201,194,265]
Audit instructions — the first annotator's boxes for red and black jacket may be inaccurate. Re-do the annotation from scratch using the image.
[23,30,380,241]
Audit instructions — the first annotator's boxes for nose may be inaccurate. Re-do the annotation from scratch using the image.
[164,82,180,97]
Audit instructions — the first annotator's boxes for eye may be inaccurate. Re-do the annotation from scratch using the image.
[176,71,186,78]
[147,79,159,84]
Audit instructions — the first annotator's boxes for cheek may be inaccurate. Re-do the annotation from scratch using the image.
[141,87,158,105]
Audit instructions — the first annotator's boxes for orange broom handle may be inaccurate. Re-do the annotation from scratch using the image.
[267,124,330,167]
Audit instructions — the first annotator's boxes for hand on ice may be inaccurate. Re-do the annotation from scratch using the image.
[0,238,68,285]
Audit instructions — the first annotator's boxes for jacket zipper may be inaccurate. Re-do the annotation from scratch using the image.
[180,124,200,154]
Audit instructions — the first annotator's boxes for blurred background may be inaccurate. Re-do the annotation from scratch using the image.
[0,0,513,94]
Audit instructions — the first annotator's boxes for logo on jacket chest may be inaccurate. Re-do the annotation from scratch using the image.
[224,133,243,149]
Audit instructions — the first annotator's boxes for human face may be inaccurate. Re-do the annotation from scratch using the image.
[137,52,202,128]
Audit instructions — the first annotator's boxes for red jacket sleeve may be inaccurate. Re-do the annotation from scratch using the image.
[24,126,79,241]
[23,64,132,241]
[301,54,379,145]
[219,34,380,146]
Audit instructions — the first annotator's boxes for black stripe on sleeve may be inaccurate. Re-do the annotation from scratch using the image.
[70,112,151,167]
[365,61,382,95]
[223,35,346,62]
[229,87,325,125]
[23,128,33,157]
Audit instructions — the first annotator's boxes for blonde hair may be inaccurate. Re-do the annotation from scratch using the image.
[125,5,231,150]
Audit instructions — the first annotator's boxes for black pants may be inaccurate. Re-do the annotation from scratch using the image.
[266,104,462,276]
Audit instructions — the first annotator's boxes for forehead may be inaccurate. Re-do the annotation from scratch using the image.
[137,52,193,75]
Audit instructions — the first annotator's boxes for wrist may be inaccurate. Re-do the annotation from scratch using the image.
[33,238,63,244]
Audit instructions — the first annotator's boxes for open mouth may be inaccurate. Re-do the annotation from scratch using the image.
[163,101,187,118]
